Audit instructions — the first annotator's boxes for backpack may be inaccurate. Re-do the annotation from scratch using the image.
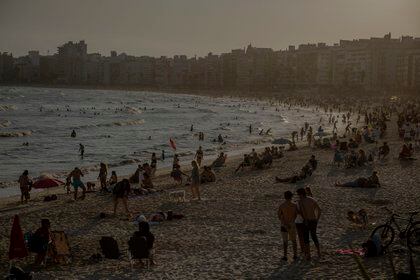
[128,233,149,259]
[99,237,120,259]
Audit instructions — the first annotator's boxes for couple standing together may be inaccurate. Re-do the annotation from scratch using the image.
[277,188,321,261]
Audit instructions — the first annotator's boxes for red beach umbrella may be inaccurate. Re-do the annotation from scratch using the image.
[8,215,28,260]
[33,178,64,189]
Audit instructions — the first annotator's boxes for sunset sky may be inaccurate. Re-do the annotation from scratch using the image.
[1,0,419,57]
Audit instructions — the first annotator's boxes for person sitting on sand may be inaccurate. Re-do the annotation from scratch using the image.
[345,150,358,168]
[129,165,143,184]
[170,164,188,185]
[112,179,131,216]
[262,148,273,167]
[278,191,298,261]
[307,155,317,171]
[130,221,155,265]
[378,142,390,160]
[357,149,367,166]
[235,154,251,173]
[141,173,154,190]
[18,170,32,204]
[335,171,381,188]
[68,167,86,200]
[201,166,216,183]
[287,142,298,151]
[347,209,368,228]
[399,144,414,160]
[211,152,227,168]
[33,219,52,265]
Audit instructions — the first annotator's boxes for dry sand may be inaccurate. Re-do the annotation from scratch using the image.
[0,116,419,279]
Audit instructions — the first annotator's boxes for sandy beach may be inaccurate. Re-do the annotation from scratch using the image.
[1,112,419,279]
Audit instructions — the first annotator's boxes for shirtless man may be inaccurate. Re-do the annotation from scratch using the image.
[68,167,86,200]
[297,188,321,260]
[278,191,298,261]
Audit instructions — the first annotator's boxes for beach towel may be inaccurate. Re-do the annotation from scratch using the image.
[336,248,364,256]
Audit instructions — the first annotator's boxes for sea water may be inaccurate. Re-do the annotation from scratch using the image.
[0,86,326,196]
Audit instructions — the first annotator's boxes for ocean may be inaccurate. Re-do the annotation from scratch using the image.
[0,86,326,197]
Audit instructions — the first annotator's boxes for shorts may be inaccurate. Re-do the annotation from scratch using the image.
[281,223,297,242]
[72,179,84,189]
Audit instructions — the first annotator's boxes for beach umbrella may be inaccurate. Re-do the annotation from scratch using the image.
[32,177,64,189]
[8,215,28,260]
[272,138,291,145]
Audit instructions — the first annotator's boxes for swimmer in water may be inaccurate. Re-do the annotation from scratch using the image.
[71,130,76,137]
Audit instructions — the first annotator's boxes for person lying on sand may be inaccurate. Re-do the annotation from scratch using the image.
[335,171,381,188]
[275,164,313,184]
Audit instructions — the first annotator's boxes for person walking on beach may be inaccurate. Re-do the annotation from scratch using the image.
[278,191,298,261]
[68,167,86,200]
[98,163,108,191]
[112,179,131,217]
[190,160,201,200]
[297,188,321,260]
[79,143,85,158]
[18,170,32,203]
[195,146,204,166]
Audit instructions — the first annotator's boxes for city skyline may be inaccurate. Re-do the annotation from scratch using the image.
[1,0,420,57]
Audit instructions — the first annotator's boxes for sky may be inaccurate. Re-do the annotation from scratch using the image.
[0,0,420,57]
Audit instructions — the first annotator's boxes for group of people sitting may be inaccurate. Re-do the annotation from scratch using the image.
[275,155,317,183]
[235,146,283,173]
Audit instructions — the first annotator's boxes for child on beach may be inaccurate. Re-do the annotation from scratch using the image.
[98,163,108,191]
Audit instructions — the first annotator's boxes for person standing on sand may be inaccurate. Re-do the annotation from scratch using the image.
[68,167,86,200]
[190,160,201,200]
[278,191,298,261]
[195,146,204,166]
[297,188,321,260]
[112,179,131,217]
[18,170,32,203]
